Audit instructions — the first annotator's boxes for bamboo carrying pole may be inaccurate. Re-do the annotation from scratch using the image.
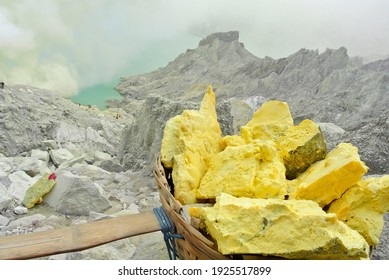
[0,211,160,260]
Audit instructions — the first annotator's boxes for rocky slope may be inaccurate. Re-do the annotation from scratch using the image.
[116,31,389,175]
[0,85,167,259]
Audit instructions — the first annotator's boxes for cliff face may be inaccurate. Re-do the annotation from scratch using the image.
[116,31,389,174]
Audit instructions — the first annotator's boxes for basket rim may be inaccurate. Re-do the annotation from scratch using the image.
[153,155,229,260]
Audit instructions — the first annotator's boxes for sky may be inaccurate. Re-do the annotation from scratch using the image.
[1,0,389,97]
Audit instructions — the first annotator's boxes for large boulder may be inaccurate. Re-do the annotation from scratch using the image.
[44,170,111,215]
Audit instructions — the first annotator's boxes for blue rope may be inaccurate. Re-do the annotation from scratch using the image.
[153,206,183,260]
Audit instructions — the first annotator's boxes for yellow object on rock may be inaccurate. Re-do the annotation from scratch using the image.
[197,140,287,200]
[160,86,224,204]
[328,175,389,246]
[240,100,294,143]
[290,143,368,207]
[277,119,327,180]
[22,173,57,208]
[199,193,369,259]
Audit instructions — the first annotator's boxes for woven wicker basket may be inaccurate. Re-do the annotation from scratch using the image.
[153,156,232,260]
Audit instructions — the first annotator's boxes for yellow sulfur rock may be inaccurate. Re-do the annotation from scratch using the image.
[199,193,369,259]
[328,175,389,246]
[240,100,294,143]
[290,143,368,207]
[22,173,56,208]
[160,115,183,168]
[222,135,246,147]
[160,86,224,204]
[277,119,327,180]
[197,139,287,200]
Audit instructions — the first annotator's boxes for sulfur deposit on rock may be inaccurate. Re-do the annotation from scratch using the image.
[199,193,369,259]
[240,100,294,143]
[160,86,224,204]
[290,143,368,207]
[277,119,327,180]
[22,173,57,208]
[197,140,287,200]
[328,175,389,246]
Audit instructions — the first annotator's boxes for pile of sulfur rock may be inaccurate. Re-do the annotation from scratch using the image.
[160,86,389,260]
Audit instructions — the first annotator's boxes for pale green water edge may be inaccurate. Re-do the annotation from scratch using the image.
[69,34,199,110]
[70,83,121,110]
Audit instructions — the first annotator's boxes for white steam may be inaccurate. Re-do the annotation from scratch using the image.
[1,0,388,97]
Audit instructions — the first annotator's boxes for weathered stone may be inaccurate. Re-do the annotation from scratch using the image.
[94,151,112,162]
[22,173,56,208]
[328,175,389,246]
[199,193,369,259]
[0,215,10,226]
[0,183,12,210]
[58,155,86,169]
[317,122,346,151]
[0,157,24,177]
[17,157,51,177]
[29,149,50,164]
[42,140,59,150]
[161,86,225,204]
[13,205,28,215]
[44,170,111,215]
[197,140,287,200]
[277,119,327,180]
[7,171,36,202]
[290,143,368,207]
[5,214,46,231]
[49,148,74,166]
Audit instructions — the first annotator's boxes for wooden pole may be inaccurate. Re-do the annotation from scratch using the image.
[0,211,161,260]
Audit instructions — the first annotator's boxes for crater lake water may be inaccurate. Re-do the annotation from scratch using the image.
[69,34,199,110]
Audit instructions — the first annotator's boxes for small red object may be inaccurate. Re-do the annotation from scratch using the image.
[48,173,57,180]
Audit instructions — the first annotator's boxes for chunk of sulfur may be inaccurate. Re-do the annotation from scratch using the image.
[289,143,368,207]
[240,100,294,143]
[199,193,369,259]
[160,86,224,204]
[22,173,56,208]
[277,119,327,180]
[197,139,287,200]
[328,175,389,246]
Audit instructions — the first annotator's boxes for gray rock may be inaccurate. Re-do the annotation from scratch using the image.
[0,157,24,177]
[29,149,50,164]
[0,183,12,210]
[17,157,50,177]
[58,154,86,170]
[13,205,28,215]
[44,170,111,215]
[0,215,10,226]
[94,151,112,162]
[5,214,46,231]
[42,140,59,150]
[0,85,129,158]
[317,122,346,151]
[49,148,74,166]
[34,225,54,233]
[7,171,36,202]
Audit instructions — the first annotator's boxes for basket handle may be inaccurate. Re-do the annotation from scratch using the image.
[0,211,161,260]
